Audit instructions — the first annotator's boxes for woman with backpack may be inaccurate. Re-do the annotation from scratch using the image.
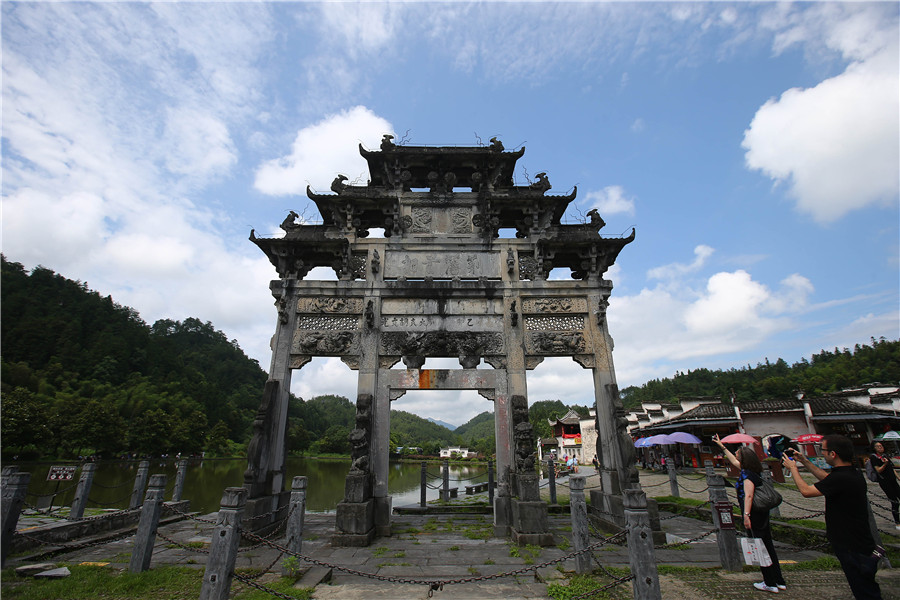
[868,441,900,530]
[714,434,787,594]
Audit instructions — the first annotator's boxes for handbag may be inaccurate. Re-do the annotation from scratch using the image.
[741,534,773,567]
[752,478,783,511]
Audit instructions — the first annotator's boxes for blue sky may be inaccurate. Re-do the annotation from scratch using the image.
[3,2,898,426]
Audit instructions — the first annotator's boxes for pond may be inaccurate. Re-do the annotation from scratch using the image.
[12,458,492,514]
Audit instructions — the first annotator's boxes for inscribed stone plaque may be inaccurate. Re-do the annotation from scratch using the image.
[383,252,500,279]
[521,298,587,314]
[380,298,502,315]
[381,315,504,332]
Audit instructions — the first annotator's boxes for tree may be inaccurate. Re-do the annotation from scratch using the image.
[0,388,51,456]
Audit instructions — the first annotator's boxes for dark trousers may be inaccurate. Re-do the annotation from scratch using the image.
[749,511,785,588]
[834,546,882,600]
[877,478,900,523]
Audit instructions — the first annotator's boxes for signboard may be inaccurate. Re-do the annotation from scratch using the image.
[47,466,77,481]
[713,501,735,530]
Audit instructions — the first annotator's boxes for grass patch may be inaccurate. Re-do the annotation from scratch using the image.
[654,495,706,507]
[781,555,842,571]
[781,518,827,530]
[1,564,202,600]
[547,573,617,600]
[484,558,495,565]
[557,538,571,551]
[392,551,406,558]
[372,546,389,557]
[448,545,460,551]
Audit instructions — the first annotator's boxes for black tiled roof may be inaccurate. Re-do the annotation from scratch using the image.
[737,398,804,412]
[808,396,896,416]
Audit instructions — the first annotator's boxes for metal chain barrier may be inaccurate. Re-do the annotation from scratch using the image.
[654,527,717,549]
[157,530,210,554]
[91,479,135,490]
[25,482,79,498]
[676,481,709,494]
[238,526,628,596]
[232,572,298,600]
[162,502,218,524]
[567,573,636,600]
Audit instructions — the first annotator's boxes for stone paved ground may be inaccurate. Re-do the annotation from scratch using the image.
[9,468,900,599]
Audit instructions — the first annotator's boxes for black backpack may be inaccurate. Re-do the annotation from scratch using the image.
[866,457,880,482]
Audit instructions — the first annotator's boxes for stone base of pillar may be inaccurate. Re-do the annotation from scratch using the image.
[588,490,666,545]
[243,491,291,536]
[373,495,392,537]
[332,498,375,547]
[493,495,512,537]
[510,499,553,546]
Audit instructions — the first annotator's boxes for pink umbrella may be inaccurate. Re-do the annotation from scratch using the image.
[720,433,759,444]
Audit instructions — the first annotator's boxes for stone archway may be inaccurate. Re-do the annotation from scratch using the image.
[244,138,635,545]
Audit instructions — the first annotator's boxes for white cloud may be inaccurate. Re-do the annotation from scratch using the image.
[585,186,635,217]
[253,106,394,196]
[163,108,237,181]
[608,264,814,386]
[647,245,714,280]
[743,4,899,223]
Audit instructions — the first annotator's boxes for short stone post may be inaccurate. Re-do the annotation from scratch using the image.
[441,459,450,502]
[487,459,495,505]
[129,474,167,573]
[130,460,150,509]
[1,472,31,567]
[282,476,307,575]
[667,461,679,498]
[704,459,715,478]
[623,488,662,600]
[172,459,188,502]
[70,463,97,520]
[568,475,591,574]
[547,455,557,505]
[706,472,742,572]
[761,466,780,519]
[420,462,427,508]
[200,487,248,600]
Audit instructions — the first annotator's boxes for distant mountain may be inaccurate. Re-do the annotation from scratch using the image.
[426,417,457,431]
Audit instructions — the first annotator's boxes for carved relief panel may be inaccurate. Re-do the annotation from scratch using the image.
[291,296,362,357]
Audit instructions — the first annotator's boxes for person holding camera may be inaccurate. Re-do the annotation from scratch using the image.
[713,434,786,593]
[782,435,882,599]
[869,441,900,530]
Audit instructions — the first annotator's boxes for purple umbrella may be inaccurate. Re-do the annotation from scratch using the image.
[667,431,702,444]
[644,434,675,446]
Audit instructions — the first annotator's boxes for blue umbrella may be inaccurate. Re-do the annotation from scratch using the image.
[633,437,649,448]
[667,431,702,444]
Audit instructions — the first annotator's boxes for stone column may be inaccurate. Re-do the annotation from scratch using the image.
[1,472,31,567]
[129,474,167,573]
[200,487,247,600]
[70,463,97,520]
[360,292,388,535]
[172,459,188,502]
[264,278,300,496]
[130,460,150,510]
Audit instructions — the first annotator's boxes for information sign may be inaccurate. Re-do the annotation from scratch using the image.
[47,465,77,481]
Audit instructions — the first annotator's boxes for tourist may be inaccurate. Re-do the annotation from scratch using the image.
[869,441,900,530]
[592,454,600,474]
[782,435,883,599]
[713,434,786,594]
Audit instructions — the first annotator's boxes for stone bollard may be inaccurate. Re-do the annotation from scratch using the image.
[441,459,451,502]
[703,459,715,478]
[420,462,427,508]
[706,472,742,572]
[1,472,31,567]
[172,459,188,502]
[761,466,780,519]
[70,463,97,520]
[282,477,307,575]
[568,475,591,574]
[623,488,662,600]
[130,460,151,510]
[129,474,167,573]
[667,461,679,498]
[547,456,557,505]
[200,487,248,600]
[487,459,495,506]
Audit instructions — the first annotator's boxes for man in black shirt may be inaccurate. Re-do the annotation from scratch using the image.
[782,434,882,599]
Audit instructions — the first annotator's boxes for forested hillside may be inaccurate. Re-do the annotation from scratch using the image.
[620,338,899,410]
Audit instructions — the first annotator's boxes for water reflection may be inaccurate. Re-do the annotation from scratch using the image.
[13,458,491,514]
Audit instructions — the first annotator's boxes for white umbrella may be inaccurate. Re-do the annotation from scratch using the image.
[874,431,900,441]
